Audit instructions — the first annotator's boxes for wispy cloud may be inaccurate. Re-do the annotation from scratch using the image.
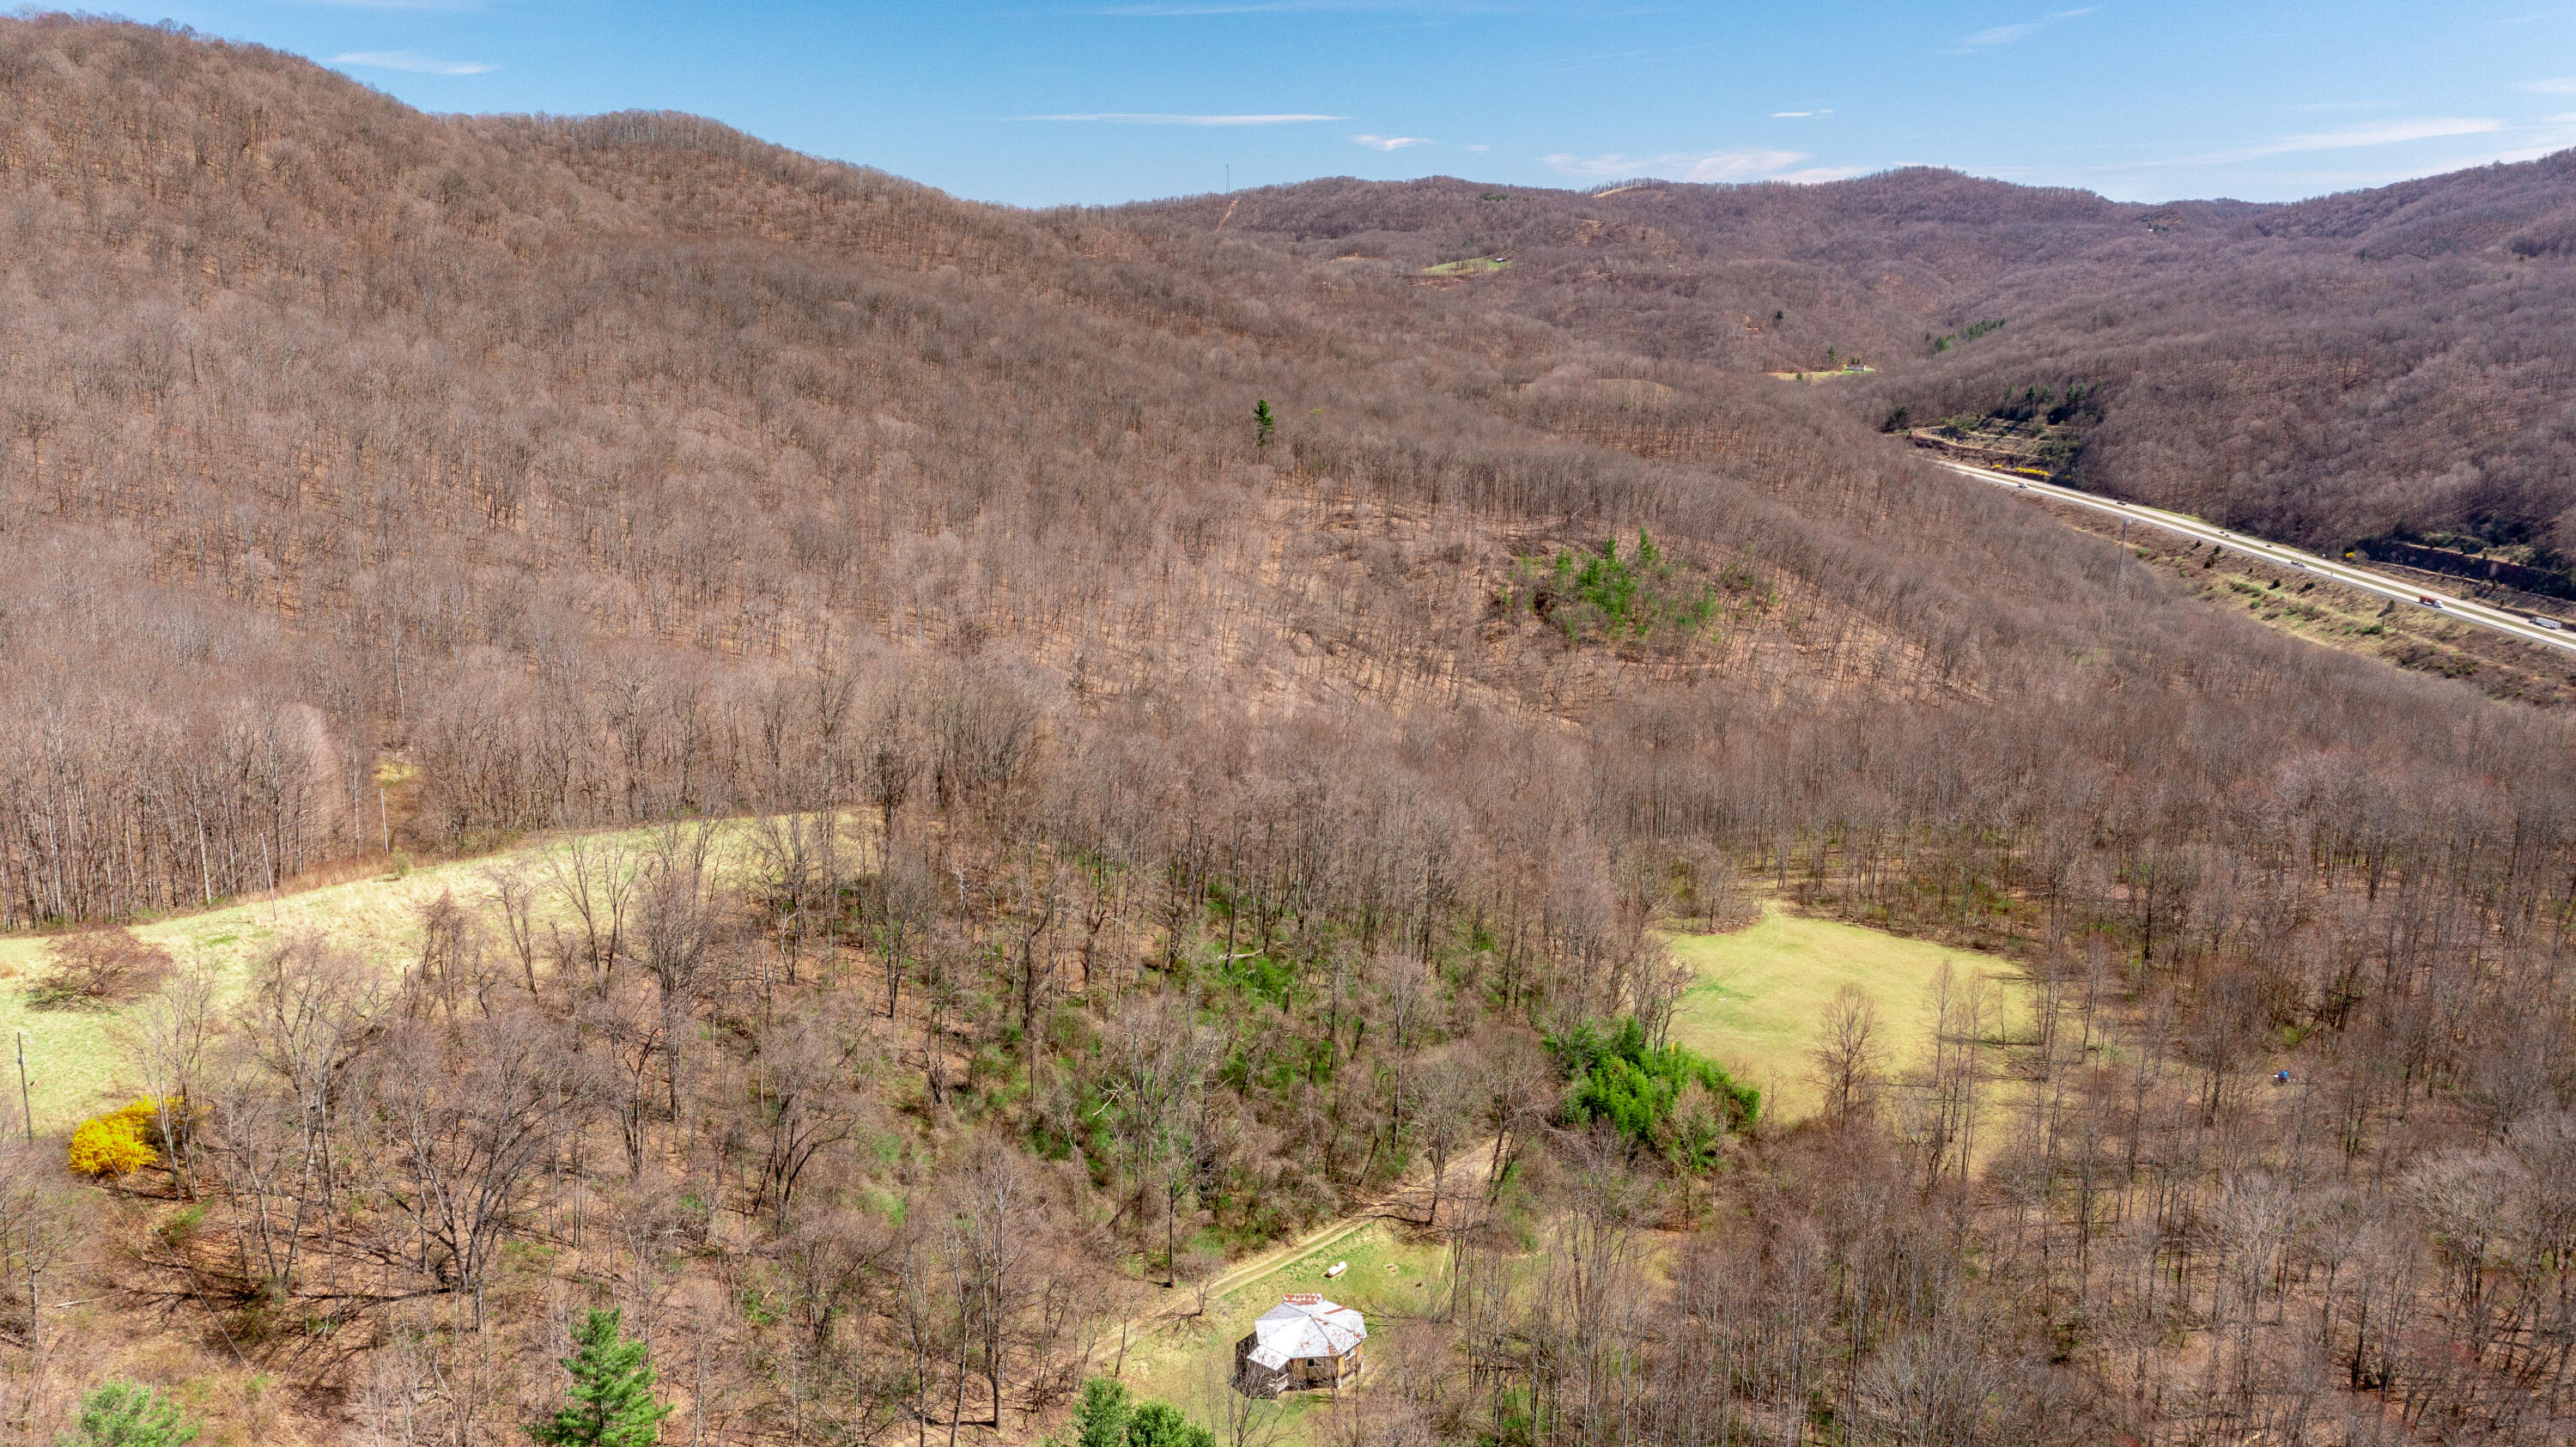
[330,50,497,75]
[1352,134,1432,150]
[1517,41,1711,74]
[1080,0,1507,12]
[2033,111,2576,198]
[1951,7,2095,52]
[1461,143,1490,153]
[1024,112,1346,125]
[2520,77,2576,94]
[1543,147,1856,185]
[2247,117,2502,155]
[1958,20,2046,46]
[2146,115,2504,165]
[1771,109,1833,119]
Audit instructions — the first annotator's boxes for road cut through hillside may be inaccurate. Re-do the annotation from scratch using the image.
[1938,461,2576,656]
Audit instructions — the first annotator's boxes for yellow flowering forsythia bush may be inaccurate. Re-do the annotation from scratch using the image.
[66,1097,183,1179]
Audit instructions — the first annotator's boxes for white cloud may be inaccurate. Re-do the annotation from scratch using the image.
[1352,134,1432,151]
[1952,7,2095,52]
[1519,42,1713,74]
[1544,147,1826,183]
[1461,143,1490,153]
[2019,110,2576,199]
[2148,116,2505,165]
[1959,21,2046,47]
[1024,112,1346,125]
[2249,116,2502,155]
[2520,77,2576,94]
[1082,0,1505,12]
[330,50,497,75]
[1771,109,1833,119]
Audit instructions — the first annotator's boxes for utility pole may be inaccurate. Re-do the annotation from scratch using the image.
[17,1031,30,1143]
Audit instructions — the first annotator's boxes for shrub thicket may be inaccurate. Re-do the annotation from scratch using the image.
[1547,1018,1756,1169]
[65,1099,178,1180]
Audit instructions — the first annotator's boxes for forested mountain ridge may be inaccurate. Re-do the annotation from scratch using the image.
[1133,151,2576,571]
[5,15,2576,1447]
[1120,168,2161,374]
[0,14,2319,923]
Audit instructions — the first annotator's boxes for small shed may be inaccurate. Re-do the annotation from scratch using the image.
[1234,1294,1367,1396]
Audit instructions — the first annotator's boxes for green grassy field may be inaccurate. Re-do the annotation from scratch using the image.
[0,818,807,1129]
[1121,1219,1458,1439]
[1421,256,1510,276]
[1667,906,2025,1122]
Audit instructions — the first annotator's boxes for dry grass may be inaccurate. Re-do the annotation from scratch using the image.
[0,817,817,1128]
[2045,498,2576,708]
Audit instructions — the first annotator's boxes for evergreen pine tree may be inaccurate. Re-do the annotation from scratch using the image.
[528,1308,674,1447]
[60,1384,197,1447]
[1253,399,1275,447]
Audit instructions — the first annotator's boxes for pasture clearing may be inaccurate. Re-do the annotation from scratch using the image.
[1666,905,2026,1123]
[0,818,811,1128]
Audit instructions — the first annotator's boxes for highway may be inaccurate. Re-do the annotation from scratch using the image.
[1934,459,2576,658]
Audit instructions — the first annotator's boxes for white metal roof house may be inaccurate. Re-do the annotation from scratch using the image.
[1233,1294,1368,1396]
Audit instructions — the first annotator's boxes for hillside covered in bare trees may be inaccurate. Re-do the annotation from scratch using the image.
[3,15,2576,1447]
[1135,154,2576,583]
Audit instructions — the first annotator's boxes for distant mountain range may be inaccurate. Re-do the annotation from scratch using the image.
[1127,154,2576,573]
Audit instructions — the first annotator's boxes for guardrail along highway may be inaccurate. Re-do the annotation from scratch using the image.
[1935,460,2576,658]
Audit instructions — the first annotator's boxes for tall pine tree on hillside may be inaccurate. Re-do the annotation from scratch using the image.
[529,1309,673,1447]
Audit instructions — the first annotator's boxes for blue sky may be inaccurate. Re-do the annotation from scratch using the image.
[131,0,2576,207]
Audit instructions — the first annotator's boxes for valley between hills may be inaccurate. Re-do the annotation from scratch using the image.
[0,15,2574,1447]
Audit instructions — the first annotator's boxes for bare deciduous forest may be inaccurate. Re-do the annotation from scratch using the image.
[1141,155,2576,570]
[3,15,2576,1446]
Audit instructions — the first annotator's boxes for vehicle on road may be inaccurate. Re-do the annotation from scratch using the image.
[2531,616,2567,631]
[2418,595,2442,609]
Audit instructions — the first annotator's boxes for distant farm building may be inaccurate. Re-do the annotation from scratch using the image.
[1234,1294,1367,1396]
